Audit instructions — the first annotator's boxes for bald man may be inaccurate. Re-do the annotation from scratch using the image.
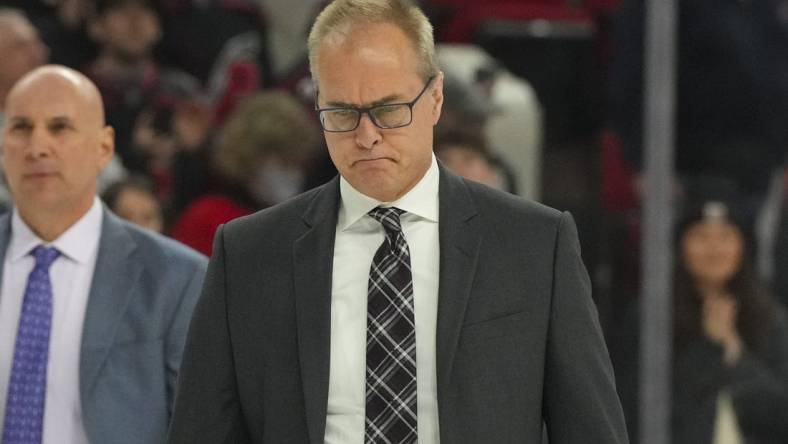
[0,65,207,444]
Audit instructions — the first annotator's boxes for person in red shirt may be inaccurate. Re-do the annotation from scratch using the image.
[170,90,321,255]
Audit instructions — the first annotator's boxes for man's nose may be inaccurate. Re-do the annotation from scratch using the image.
[354,113,382,150]
[27,127,52,159]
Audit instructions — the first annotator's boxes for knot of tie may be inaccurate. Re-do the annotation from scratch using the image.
[369,207,407,255]
[31,245,60,270]
[368,207,405,236]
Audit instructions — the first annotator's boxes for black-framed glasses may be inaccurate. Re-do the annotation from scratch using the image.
[315,76,435,132]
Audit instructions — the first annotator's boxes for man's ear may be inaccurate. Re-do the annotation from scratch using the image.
[430,71,444,126]
[97,125,115,171]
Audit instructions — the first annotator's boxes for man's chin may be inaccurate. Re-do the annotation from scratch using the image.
[16,187,71,209]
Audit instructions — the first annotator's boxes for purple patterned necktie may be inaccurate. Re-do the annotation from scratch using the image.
[2,246,60,444]
[366,207,418,444]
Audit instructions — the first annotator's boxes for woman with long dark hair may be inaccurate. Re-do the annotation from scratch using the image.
[612,200,788,443]
[670,201,788,443]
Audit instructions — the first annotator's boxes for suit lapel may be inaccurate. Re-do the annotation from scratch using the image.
[80,210,142,394]
[435,167,481,405]
[293,177,340,444]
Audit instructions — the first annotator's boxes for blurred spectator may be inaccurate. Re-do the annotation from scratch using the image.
[30,0,96,69]
[434,129,516,192]
[129,84,213,203]
[0,8,48,210]
[84,0,204,173]
[170,91,321,255]
[434,71,490,140]
[612,200,788,443]
[0,0,95,68]
[437,44,543,200]
[0,9,48,116]
[610,0,788,204]
[102,175,164,233]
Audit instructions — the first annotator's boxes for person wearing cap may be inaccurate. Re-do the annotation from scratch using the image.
[168,0,627,443]
[0,65,207,444]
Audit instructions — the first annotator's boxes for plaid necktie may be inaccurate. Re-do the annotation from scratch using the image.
[365,207,418,444]
[2,246,60,444]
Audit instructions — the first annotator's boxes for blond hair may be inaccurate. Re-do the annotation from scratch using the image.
[213,91,320,184]
[307,0,438,84]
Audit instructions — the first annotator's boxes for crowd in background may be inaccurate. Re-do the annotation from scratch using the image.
[1,0,788,442]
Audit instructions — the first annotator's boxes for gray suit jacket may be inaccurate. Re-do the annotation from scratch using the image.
[0,208,207,444]
[169,167,628,443]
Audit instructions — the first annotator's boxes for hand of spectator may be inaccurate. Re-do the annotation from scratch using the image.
[702,294,743,365]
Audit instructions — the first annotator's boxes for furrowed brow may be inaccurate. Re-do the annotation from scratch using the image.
[326,94,404,109]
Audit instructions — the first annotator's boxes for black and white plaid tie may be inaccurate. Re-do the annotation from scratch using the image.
[365,207,418,444]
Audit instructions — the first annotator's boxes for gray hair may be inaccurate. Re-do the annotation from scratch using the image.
[307,0,439,84]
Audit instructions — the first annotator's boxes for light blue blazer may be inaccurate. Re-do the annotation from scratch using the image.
[0,208,207,444]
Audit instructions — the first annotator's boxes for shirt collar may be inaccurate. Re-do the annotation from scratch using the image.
[338,154,440,231]
[9,197,104,264]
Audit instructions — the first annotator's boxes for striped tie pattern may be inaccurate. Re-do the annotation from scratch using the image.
[2,246,60,444]
[365,207,417,444]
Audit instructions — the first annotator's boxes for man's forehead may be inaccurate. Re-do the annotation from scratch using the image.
[6,90,92,125]
[320,22,414,58]
[316,43,420,100]
[8,84,79,109]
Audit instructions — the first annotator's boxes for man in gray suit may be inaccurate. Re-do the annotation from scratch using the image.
[0,65,207,443]
[169,0,628,442]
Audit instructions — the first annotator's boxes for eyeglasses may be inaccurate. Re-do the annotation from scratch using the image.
[315,76,435,132]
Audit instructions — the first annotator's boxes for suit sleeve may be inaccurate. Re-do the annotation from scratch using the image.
[542,212,629,443]
[167,225,250,444]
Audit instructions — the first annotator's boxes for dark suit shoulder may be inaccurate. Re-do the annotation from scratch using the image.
[217,180,335,255]
[225,186,321,233]
[460,177,565,235]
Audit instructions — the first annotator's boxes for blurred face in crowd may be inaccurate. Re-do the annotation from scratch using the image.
[314,21,443,202]
[436,143,500,189]
[0,13,48,100]
[111,186,163,232]
[90,2,161,62]
[681,218,744,291]
[248,153,307,206]
[1,66,114,228]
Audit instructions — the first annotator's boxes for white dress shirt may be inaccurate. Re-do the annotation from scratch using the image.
[0,198,103,444]
[325,155,441,444]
